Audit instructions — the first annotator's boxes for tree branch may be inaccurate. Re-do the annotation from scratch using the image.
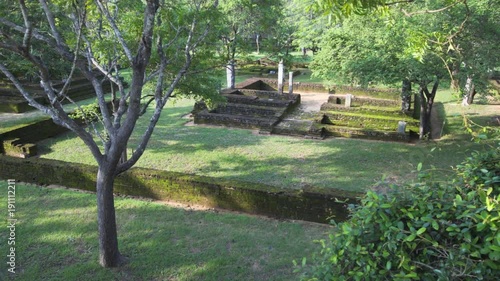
[94,0,134,63]
[0,63,104,162]
[401,0,463,17]
[116,1,203,175]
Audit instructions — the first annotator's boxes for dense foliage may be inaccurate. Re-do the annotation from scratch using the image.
[298,145,500,280]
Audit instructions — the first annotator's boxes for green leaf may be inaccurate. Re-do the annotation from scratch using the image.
[405,233,417,242]
[432,220,439,230]
[417,162,423,172]
[416,227,426,235]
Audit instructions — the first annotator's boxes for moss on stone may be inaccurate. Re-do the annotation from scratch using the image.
[0,155,361,223]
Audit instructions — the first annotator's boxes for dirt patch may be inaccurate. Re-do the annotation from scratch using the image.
[298,92,331,112]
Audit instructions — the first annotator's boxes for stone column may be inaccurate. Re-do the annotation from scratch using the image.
[288,72,294,94]
[345,94,353,108]
[278,60,284,94]
[226,61,235,89]
[397,121,407,134]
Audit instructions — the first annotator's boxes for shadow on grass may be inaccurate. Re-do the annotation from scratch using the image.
[0,182,328,281]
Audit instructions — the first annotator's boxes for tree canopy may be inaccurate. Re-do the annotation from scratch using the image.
[0,0,221,267]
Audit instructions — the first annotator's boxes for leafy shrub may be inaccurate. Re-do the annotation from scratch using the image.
[69,102,101,125]
[455,146,500,193]
[297,146,500,280]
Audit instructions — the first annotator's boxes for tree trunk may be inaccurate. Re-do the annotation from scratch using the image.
[401,79,412,113]
[96,163,125,267]
[418,79,439,140]
[462,76,476,106]
[226,60,235,89]
[450,63,460,91]
[419,88,430,139]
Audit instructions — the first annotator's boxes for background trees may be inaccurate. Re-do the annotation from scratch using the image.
[308,0,499,138]
[217,0,282,88]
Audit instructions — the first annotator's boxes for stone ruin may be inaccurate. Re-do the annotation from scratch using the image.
[0,72,125,158]
[191,71,420,142]
[313,94,420,141]
[0,72,115,113]
[193,78,300,134]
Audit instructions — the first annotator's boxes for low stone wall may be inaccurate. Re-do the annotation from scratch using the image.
[256,78,333,93]
[238,89,301,104]
[0,156,362,223]
[1,138,37,158]
[312,123,411,142]
[0,118,68,156]
[222,93,292,108]
[321,112,420,128]
[214,103,284,118]
[0,75,117,113]
[328,95,399,107]
[194,110,279,130]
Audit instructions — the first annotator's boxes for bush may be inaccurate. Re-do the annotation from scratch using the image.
[455,146,500,193]
[298,145,500,280]
[68,102,101,125]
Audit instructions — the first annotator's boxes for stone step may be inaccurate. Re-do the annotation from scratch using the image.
[194,110,280,130]
[213,103,285,118]
[328,95,399,107]
[222,94,292,108]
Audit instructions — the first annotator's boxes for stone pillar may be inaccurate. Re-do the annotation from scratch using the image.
[345,94,353,108]
[278,60,284,94]
[288,72,294,94]
[397,121,407,134]
[226,61,235,89]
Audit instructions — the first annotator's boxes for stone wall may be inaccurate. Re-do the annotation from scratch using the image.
[0,118,68,157]
[0,155,362,223]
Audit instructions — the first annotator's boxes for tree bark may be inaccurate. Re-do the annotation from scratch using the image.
[227,60,235,89]
[450,62,460,91]
[418,79,439,139]
[462,76,476,106]
[419,88,429,139]
[401,79,412,113]
[96,162,124,267]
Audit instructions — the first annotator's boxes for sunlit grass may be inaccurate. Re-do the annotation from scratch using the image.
[37,97,491,193]
[0,182,330,281]
[435,88,500,140]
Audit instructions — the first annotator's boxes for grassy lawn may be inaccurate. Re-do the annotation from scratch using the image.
[0,181,329,281]
[435,88,500,141]
[37,95,492,193]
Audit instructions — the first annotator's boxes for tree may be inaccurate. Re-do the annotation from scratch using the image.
[309,12,447,138]
[308,0,499,138]
[286,0,330,55]
[311,0,499,102]
[450,0,500,105]
[0,0,219,267]
[217,0,282,88]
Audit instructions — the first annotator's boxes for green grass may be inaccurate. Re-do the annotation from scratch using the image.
[434,88,500,140]
[0,114,47,134]
[0,181,329,281]
[37,98,492,193]
[292,69,325,83]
